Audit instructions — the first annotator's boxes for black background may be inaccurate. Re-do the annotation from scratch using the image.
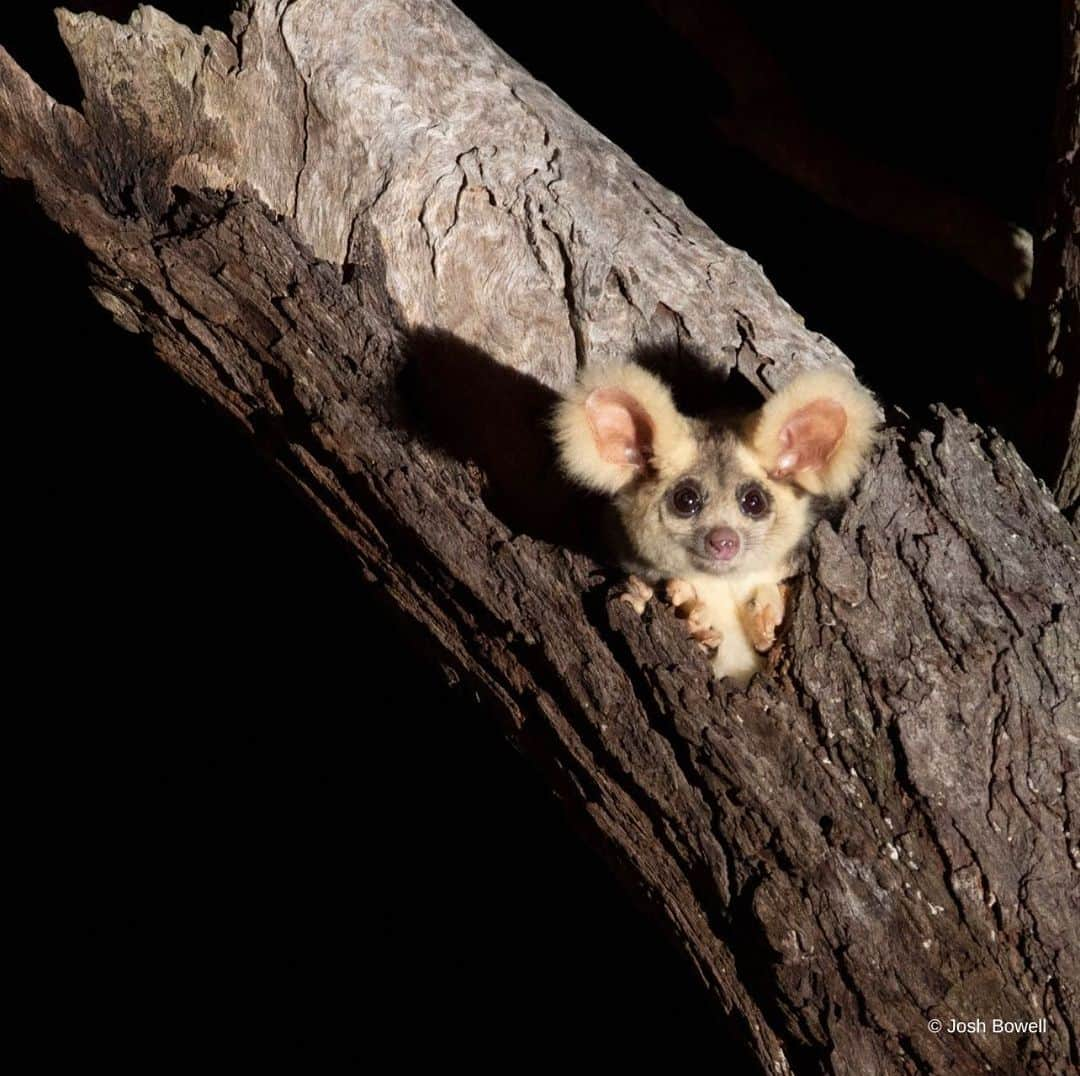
[4,1,1057,1069]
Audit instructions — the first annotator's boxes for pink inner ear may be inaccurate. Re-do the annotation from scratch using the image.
[774,398,847,476]
[585,388,655,467]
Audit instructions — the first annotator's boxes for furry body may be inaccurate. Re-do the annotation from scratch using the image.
[554,364,877,686]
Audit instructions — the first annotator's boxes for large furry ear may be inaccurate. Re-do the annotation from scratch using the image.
[748,369,879,497]
[552,365,697,494]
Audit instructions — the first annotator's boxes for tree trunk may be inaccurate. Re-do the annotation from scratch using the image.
[1030,0,1080,520]
[2,3,1077,1074]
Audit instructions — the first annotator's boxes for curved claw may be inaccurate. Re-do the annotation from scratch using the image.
[665,578,697,609]
[746,582,788,652]
[693,628,724,652]
[619,574,655,616]
[675,598,723,651]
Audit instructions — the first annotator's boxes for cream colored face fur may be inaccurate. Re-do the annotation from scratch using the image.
[615,427,811,580]
[553,363,877,583]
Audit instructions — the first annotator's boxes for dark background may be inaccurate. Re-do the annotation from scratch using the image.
[4,1,1058,1069]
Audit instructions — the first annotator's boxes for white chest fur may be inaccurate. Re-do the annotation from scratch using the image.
[686,568,787,687]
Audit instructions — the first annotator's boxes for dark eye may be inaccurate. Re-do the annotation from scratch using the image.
[669,481,703,517]
[739,483,769,518]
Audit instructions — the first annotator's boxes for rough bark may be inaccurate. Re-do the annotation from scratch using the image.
[2,3,1077,1074]
[1030,0,1080,520]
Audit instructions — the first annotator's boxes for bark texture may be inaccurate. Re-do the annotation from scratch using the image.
[2,3,1078,1074]
[1031,0,1080,520]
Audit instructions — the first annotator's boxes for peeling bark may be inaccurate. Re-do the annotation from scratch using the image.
[1,3,1077,1074]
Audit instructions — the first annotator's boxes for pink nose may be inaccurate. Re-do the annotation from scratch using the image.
[707,526,740,561]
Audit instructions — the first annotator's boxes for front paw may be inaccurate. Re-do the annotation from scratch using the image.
[664,578,696,608]
[618,574,655,615]
[746,583,787,652]
[684,603,724,652]
[664,580,722,651]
